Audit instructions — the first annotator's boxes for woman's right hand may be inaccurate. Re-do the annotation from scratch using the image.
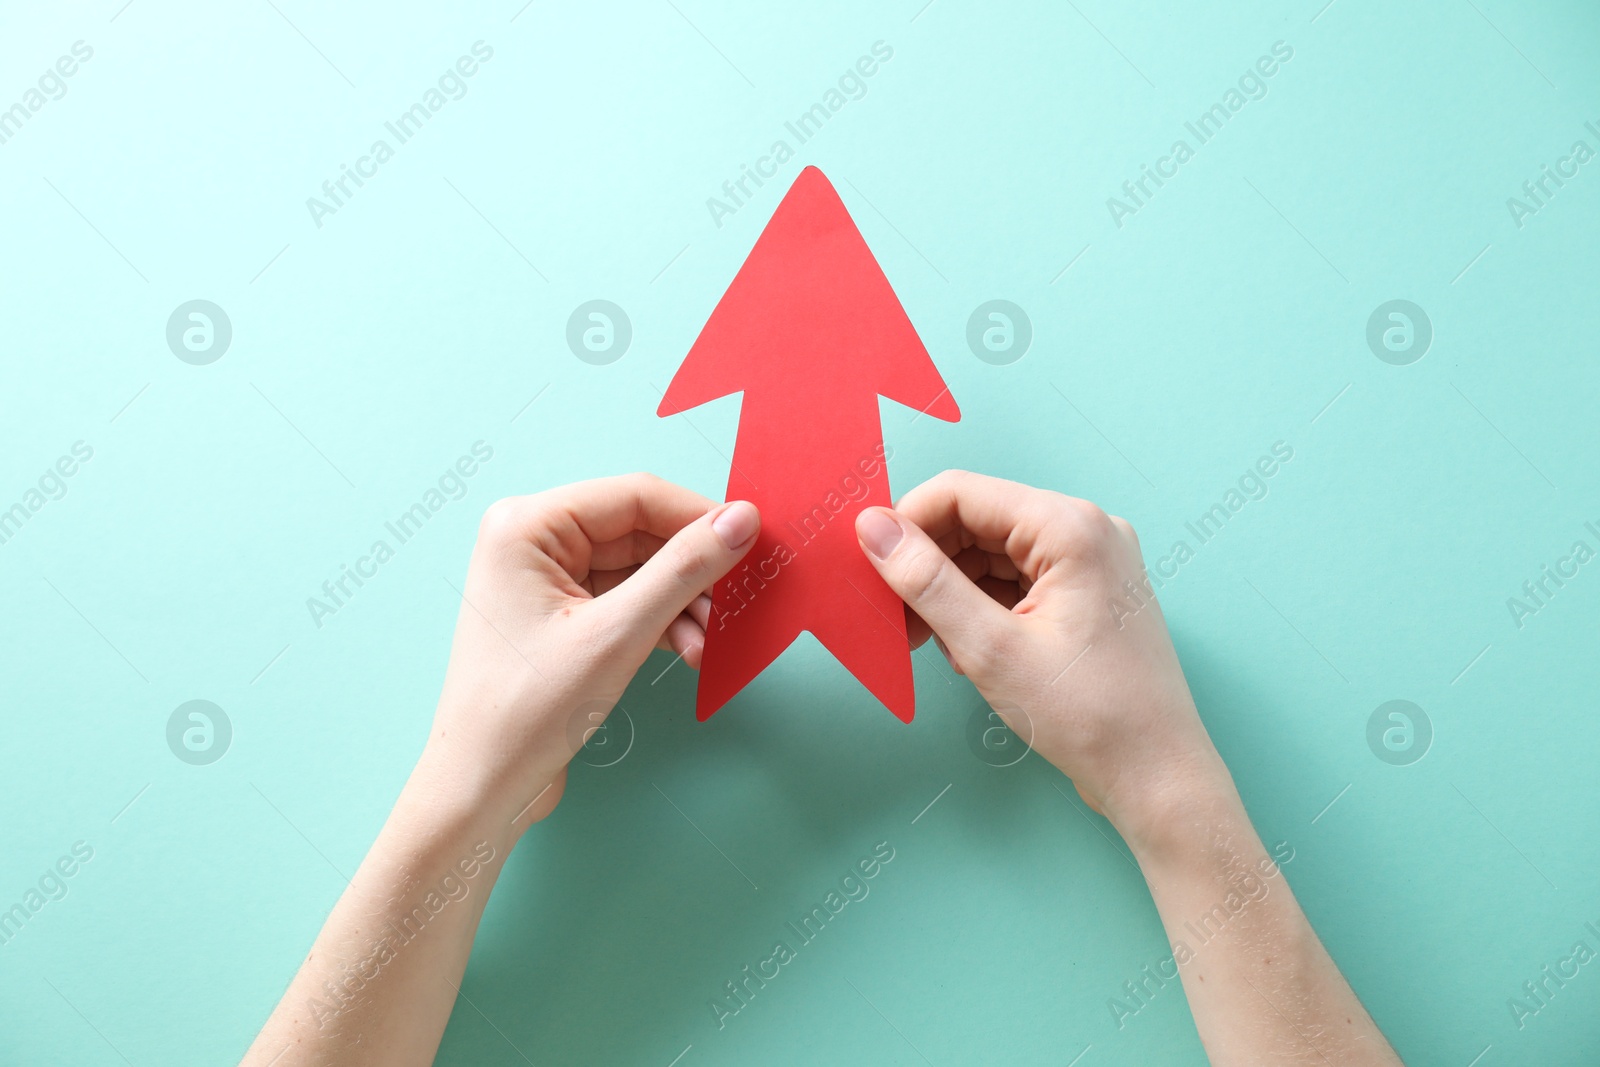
[853,470,1235,850]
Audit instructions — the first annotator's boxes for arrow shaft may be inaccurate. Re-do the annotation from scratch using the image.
[695,392,914,719]
[725,390,888,515]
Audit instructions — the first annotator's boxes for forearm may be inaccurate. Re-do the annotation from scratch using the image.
[1125,776,1401,1066]
[241,752,518,1067]
[235,477,750,1065]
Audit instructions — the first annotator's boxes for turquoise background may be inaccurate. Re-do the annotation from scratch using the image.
[2,0,1598,1063]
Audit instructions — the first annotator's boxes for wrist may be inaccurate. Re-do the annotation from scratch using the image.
[1102,748,1247,866]
[398,741,528,861]
[413,698,577,833]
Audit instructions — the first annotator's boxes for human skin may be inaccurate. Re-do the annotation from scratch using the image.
[240,470,1402,1066]
[239,474,760,1066]
[854,470,1403,1066]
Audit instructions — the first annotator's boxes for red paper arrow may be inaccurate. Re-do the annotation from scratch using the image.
[657,166,960,721]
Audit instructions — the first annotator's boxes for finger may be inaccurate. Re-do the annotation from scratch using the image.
[856,506,1016,675]
[903,546,1013,650]
[905,607,934,649]
[595,571,721,613]
[896,470,1105,582]
[894,470,1045,544]
[658,595,713,658]
[602,500,760,646]
[951,545,1022,585]
[484,474,717,582]
[933,634,964,675]
[589,529,668,573]
[648,596,715,660]
[951,545,987,582]
[663,612,705,666]
[542,474,716,542]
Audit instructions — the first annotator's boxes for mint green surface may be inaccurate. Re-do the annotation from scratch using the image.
[3,1,1599,1063]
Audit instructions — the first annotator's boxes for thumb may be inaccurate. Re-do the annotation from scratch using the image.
[607,500,760,644]
[856,506,1014,673]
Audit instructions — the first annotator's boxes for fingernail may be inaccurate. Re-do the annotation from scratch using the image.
[857,508,903,560]
[712,500,759,548]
